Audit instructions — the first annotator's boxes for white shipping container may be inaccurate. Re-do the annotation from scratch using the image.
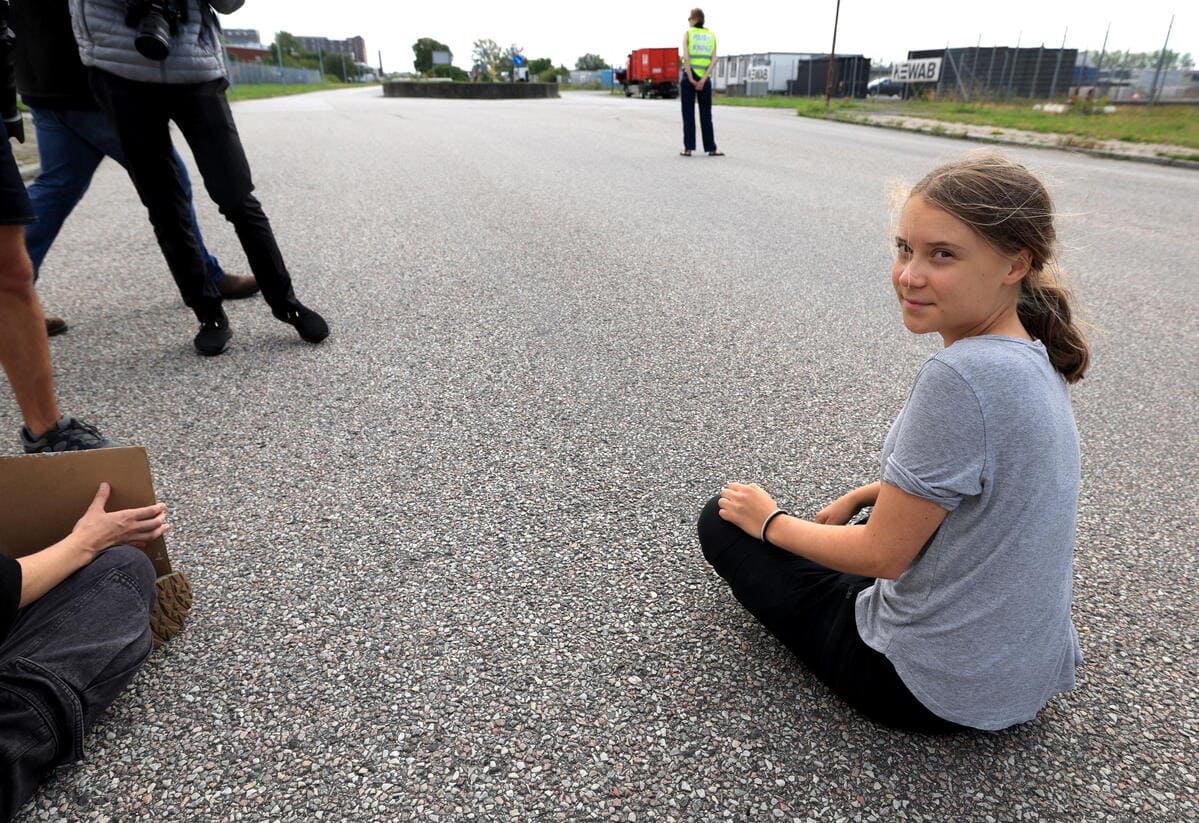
[712,52,820,94]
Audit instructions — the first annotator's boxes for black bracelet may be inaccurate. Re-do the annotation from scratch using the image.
[760,508,788,546]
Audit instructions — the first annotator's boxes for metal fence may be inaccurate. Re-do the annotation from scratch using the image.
[788,56,871,98]
[226,61,322,86]
[907,47,1079,101]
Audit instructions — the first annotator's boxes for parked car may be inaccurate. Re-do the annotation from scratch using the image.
[867,78,904,97]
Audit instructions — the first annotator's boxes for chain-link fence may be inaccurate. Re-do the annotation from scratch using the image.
[227,61,322,86]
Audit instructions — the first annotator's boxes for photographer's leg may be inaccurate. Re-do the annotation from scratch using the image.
[170,80,295,310]
[172,80,326,342]
[52,109,231,289]
[86,70,220,317]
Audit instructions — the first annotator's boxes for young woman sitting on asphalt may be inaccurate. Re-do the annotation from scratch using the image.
[698,153,1088,732]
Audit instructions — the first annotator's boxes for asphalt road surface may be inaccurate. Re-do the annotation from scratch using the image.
[6,87,1196,821]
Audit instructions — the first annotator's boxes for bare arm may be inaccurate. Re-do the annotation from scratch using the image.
[682,33,692,80]
[717,481,946,579]
[700,49,716,88]
[17,483,169,607]
[815,482,880,525]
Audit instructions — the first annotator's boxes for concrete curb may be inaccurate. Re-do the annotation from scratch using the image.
[812,113,1199,171]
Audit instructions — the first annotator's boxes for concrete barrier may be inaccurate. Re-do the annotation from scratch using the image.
[382,82,560,100]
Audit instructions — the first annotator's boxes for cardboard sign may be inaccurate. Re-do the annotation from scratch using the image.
[0,447,171,576]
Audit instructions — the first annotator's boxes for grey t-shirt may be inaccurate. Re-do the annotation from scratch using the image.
[855,336,1083,730]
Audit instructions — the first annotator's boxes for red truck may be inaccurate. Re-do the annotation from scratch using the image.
[616,48,680,98]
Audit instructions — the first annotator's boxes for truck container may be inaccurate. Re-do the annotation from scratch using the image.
[618,48,680,98]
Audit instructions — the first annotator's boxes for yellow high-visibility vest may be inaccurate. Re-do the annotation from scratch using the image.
[687,27,716,78]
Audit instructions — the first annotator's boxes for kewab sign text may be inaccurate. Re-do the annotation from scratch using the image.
[892,58,942,83]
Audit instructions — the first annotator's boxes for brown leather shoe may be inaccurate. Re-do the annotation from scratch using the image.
[45,315,68,336]
[217,272,260,299]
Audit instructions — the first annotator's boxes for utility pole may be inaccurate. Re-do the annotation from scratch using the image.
[823,0,841,107]
[1094,22,1109,99]
[1048,27,1067,100]
[1149,15,1174,105]
[276,32,287,86]
[1005,31,1021,100]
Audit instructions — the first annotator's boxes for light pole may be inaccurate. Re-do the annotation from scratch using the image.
[275,32,287,87]
[823,0,841,107]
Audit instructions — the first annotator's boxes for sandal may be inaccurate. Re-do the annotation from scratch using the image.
[679,150,692,156]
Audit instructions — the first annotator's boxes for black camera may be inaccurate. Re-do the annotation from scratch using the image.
[125,0,188,61]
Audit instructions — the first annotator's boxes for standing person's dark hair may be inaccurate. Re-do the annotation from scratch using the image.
[679,7,722,157]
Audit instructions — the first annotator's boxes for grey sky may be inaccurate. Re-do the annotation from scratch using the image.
[223,1,1195,73]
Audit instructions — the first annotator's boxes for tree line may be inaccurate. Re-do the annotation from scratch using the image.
[1091,49,1194,70]
[240,32,362,82]
[412,37,613,82]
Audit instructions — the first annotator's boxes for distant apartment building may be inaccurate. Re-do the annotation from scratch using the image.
[221,28,270,62]
[222,28,262,47]
[297,35,367,64]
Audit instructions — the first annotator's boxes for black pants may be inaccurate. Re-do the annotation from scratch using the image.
[696,495,963,733]
[0,546,155,822]
[680,71,716,153]
[88,70,299,319]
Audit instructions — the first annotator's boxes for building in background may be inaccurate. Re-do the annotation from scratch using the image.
[711,52,870,97]
[1089,66,1199,102]
[220,28,270,62]
[297,35,367,64]
[222,29,262,46]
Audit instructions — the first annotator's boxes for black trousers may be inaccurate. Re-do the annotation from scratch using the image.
[0,546,155,822]
[696,495,963,733]
[87,70,298,318]
[680,71,716,153]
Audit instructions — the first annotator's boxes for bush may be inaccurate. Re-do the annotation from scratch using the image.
[428,64,470,82]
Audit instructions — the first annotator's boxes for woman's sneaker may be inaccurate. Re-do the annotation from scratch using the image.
[20,417,111,453]
[152,571,193,648]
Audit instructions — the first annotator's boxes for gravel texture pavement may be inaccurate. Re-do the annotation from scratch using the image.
[4,88,1196,822]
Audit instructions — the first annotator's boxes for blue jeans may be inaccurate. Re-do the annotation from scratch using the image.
[25,106,226,285]
[0,546,155,821]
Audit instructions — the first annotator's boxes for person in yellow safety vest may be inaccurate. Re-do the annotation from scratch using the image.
[680,8,724,157]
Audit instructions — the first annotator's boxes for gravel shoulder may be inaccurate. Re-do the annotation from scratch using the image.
[830,110,1199,169]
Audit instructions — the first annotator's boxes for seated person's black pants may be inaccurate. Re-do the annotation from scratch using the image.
[697,495,964,733]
